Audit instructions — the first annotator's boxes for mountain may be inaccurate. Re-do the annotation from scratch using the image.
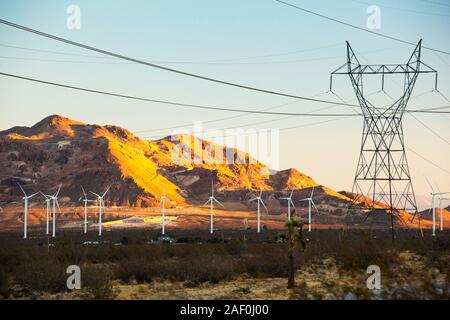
[0,115,328,208]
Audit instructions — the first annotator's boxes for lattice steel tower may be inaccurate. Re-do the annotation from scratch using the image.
[330,40,437,239]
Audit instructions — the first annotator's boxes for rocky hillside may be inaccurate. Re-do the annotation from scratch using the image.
[0,115,332,208]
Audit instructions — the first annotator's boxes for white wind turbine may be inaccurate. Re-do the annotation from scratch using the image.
[424,177,450,236]
[299,187,319,232]
[280,190,295,220]
[90,185,111,236]
[427,180,450,233]
[40,192,52,235]
[49,185,62,238]
[81,186,95,234]
[249,191,268,233]
[18,184,38,239]
[434,185,450,232]
[204,180,224,234]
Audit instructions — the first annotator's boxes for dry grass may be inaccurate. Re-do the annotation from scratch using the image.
[0,231,449,299]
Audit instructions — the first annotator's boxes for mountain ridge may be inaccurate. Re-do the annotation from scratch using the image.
[0,115,329,208]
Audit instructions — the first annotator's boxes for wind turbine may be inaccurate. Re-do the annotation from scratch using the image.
[249,191,268,233]
[280,190,295,220]
[424,177,446,236]
[50,185,62,238]
[434,184,450,232]
[299,187,319,232]
[18,184,38,239]
[40,192,52,235]
[80,186,95,234]
[90,185,111,236]
[204,180,224,234]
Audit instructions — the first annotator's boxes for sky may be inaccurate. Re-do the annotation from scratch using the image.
[0,0,449,210]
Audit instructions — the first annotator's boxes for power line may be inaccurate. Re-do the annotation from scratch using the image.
[140,116,354,140]
[0,18,362,106]
[275,0,450,56]
[139,92,365,139]
[349,0,450,17]
[408,112,450,146]
[133,91,330,134]
[420,0,450,8]
[0,43,406,66]
[2,72,449,120]
[406,144,450,175]
[0,71,361,116]
[0,41,345,64]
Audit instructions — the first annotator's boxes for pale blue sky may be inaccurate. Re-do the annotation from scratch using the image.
[0,0,449,209]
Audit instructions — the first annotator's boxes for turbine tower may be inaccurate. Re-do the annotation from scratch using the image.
[90,185,111,236]
[50,185,62,238]
[204,180,224,234]
[18,184,38,239]
[40,192,51,235]
[81,186,95,234]
[280,190,295,220]
[249,191,268,233]
[299,187,319,232]
[331,40,438,240]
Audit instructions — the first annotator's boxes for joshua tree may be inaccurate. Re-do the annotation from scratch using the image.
[286,205,307,289]
[286,218,298,289]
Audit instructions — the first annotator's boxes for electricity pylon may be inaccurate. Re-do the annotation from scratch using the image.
[330,40,438,240]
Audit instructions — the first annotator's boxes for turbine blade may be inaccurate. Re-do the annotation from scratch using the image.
[290,199,296,208]
[298,198,309,202]
[90,191,101,198]
[310,186,315,198]
[17,183,26,196]
[213,198,224,208]
[248,197,258,202]
[311,200,319,213]
[260,199,268,213]
[81,185,87,198]
[54,184,62,197]
[289,190,294,198]
[102,184,111,198]
[211,179,214,197]
[203,199,212,206]
[259,191,262,197]
[29,192,39,199]
[424,176,435,193]
[56,199,62,214]
[435,183,441,194]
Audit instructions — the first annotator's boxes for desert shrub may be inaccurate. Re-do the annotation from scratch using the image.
[165,255,235,284]
[0,266,10,298]
[240,244,288,277]
[333,239,397,271]
[115,258,156,283]
[81,265,117,300]
[13,251,67,294]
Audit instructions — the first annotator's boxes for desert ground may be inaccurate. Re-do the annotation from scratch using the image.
[0,211,449,300]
